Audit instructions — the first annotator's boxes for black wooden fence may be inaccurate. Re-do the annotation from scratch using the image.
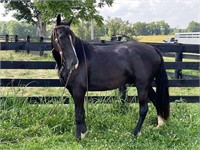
[0,35,199,103]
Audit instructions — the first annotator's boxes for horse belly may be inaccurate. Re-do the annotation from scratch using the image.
[88,67,131,91]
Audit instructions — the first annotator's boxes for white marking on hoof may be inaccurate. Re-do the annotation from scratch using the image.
[156,115,165,128]
[81,131,88,139]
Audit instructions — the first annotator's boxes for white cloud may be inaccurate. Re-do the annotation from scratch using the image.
[0,1,199,28]
[0,4,15,21]
[98,0,200,28]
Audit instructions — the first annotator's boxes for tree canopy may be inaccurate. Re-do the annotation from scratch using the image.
[2,0,113,25]
[34,0,113,25]
[186,21,200,32]
[1,0,113,36]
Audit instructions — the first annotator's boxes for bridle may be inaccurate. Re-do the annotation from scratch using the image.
[52,25,89,105]
[53,25,70,66]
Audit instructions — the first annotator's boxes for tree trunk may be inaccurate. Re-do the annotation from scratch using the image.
[36,11,46,37]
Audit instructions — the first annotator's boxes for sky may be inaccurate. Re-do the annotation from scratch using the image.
[0,0,199,29]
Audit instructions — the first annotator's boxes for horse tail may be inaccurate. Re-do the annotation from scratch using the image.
[155,48,170,120]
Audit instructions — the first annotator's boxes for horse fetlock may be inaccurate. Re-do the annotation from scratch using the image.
[156,115,165,128]
[133,128,140,137]
[76,123,87,140]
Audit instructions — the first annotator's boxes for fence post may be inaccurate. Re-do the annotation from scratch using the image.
[26,35,30,54]
[175,47,183,79]
[5,34,9,42]
[39,37,44,56]
[15,35,19,52]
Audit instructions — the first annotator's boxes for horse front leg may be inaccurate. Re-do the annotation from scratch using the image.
[70,88,87,140]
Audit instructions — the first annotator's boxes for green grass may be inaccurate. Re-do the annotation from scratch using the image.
[0,98,200,150]
[0,51,53,61]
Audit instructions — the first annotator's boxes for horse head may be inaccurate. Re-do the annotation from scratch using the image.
[51,14,79,79]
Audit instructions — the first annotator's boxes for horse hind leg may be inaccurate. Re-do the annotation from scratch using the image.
[119,85,127,104]
[133,84,149,136]
[148,87,165,127]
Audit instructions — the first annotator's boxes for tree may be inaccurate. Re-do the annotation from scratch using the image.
[105,17,133,37]
[2,0,46,36]
[186,21,200,32]
[0,21,7,35]
[0,21,37,36]
[2,0,114,36]
[35,0,113,26]
[132,22,148,36]
[146,21,170,35]
[106,17,123,36]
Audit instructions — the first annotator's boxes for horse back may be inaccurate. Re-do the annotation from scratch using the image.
[86,41,161,91]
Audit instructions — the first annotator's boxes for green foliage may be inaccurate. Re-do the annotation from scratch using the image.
[0,21,36,36]
[105,17,133,37]
[105,18,172,37]
[186,21,200,32]
[0,21,7,35]
[0,98,200,149]
[2,0,36,24]
[71,20,108,40]
[2,0,114,36]
[147,21,170,35]
[34,0,113,26]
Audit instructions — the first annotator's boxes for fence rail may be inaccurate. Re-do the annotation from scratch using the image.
[1,78,199,87]
[0,61,199,70]
[0,36,199,103]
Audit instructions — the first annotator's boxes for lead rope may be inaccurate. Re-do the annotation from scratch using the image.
[45,27,75,119]
[81,41,89,120]
[35,67,73,133]
[36,27,76,134]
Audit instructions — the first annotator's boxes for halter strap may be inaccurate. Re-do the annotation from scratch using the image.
[52,25,69,65]
[54,24,69,29]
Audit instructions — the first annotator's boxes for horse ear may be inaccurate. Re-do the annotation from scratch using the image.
[66,17,73,26]
[56,14,61,25]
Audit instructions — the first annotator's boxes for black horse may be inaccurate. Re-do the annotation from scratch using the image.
[51,14,170,140]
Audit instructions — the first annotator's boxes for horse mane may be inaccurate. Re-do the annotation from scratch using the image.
[74,36,94,62]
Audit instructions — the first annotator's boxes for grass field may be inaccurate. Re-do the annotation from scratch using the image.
[1,98,200,150]
[136,35,174,43]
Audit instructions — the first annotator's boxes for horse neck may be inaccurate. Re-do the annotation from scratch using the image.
[74,37,92,61]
